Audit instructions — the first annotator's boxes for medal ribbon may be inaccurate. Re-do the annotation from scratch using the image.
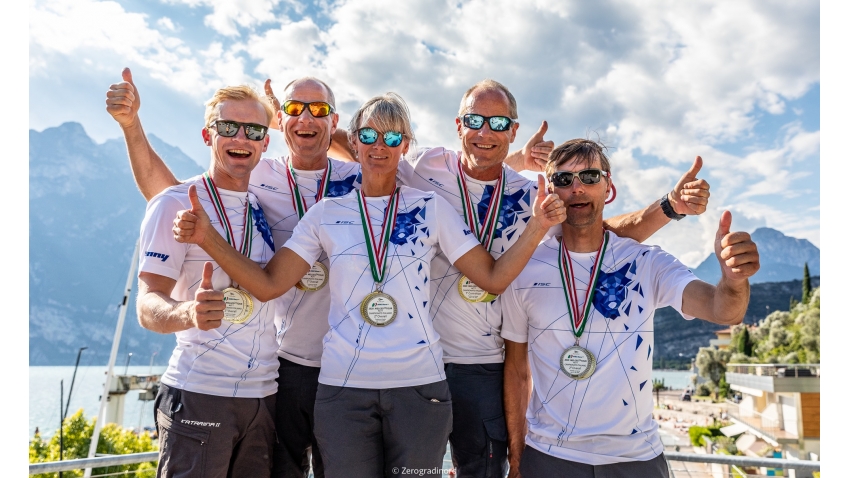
[286,160,333,219]
[557,231,609,338]
[202,172,253,257]
[357,187,401,284]
[455,158,506,252]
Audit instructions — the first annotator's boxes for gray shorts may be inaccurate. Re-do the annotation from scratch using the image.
[154,383,276,478]
[313,381,453,478]
[519,445,670,478]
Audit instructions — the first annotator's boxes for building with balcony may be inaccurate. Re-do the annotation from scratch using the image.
[709,327,733,349]
[724,363,820,465]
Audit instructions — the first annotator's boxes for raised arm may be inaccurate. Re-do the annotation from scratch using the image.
[454,176,565,294]
[602,156,711,243]
[682,211,759,324]
[137,262,225,334]
[172,185,311,302]
[504,339,530,478]
[106,67,181,200]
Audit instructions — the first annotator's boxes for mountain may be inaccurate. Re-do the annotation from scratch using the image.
[653,276,820,361]
[692,227,819,284]
[29,122,204,365]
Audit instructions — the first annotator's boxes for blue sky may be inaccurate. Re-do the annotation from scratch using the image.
[28,0,820,266]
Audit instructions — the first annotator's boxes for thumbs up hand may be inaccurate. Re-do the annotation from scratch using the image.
[669,156,711,215]
[530,174,566,230]
[714,211,760,282]
[173,185,213,246]
[192,261,224,330]
[519,121,555,172]
[106,67,141,128]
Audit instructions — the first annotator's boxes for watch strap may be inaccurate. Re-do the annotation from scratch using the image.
[661,194,686,221]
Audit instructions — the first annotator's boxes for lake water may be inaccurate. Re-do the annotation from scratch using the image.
[30,365,167,439]
[30,366,696,438]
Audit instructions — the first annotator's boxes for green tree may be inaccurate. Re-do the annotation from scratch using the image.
[652,378,666,407]
[695,347,731,395]
[734,326,753,356]
[802,263,812,304]
[29,409,157,478]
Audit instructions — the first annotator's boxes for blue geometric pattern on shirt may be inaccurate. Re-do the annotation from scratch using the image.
[478,186,530,242]
[592,261,633,319]
[252,204,275,251]
[391,206,424,246]
[325,173,359,198]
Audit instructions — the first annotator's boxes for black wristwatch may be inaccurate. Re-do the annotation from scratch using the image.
[660,194,686,221]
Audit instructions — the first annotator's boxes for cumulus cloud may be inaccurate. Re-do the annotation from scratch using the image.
[164,0,284,36]
[29,0,820,261]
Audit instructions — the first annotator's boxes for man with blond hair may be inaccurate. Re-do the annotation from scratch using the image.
[130,83,279,477]
[109,69,360,478]
[108,72,710,478]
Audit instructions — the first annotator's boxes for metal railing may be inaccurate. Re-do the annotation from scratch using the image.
[725,363,820,377]
[29,451,821,475]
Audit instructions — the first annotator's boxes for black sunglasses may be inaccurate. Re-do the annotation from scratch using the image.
[549,169,609,188]
[460,114,516,132]
[282,100,335,118]
[208,120,268,141]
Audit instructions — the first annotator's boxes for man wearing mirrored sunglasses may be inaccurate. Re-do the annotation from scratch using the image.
[108,72,711,478]
[125,84,279,477]
[329,79,712,478]
[501,139,759,477]
[107,69,362,478]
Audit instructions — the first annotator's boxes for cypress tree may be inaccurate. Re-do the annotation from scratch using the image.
[741,327,753,356]
[802,263,812,304]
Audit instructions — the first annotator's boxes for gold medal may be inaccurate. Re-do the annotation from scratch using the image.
[360,291,398,327]
[222,287,254,324]
[295,262,329,291]
[457,275,499,303]
[560,345,597,380]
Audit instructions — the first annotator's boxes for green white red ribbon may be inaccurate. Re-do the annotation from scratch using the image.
[286,159,332,219]
[202,172,253,257]
[558,231,609,338]
[456,158,505,252]
[357,187,400,284]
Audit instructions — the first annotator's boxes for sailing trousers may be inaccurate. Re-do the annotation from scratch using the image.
[444,363,508,478]
[519,446,670,478]
[154,383,276,478]
[313,381,453,478]
[272,357,324,478]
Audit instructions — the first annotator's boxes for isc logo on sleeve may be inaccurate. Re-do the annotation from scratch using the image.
[145,251,170,262]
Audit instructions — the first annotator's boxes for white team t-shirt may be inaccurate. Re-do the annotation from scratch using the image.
[283,186,481,388]
[249,157,362,367]
[138,175,279,398]
[501,232,698,465]
[398,147,539,364]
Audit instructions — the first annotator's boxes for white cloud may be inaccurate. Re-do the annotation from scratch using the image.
[29,0,820,264]
[157,17,179,32]
[164,0,283,36]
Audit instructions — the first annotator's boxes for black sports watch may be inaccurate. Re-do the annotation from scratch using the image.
[660,194,686,221]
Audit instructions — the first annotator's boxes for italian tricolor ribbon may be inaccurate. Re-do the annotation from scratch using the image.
[357,187,401,284]
[558,231,609,338]
[286,160,332,219]
[202,172,253,257]
[456,158,505,252]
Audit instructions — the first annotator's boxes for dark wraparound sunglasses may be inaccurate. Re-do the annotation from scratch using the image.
[282,100,335,118]
[549,169,609,187]
[209,120,268,141]
[460,114,516,132]
[357,127,404,147]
